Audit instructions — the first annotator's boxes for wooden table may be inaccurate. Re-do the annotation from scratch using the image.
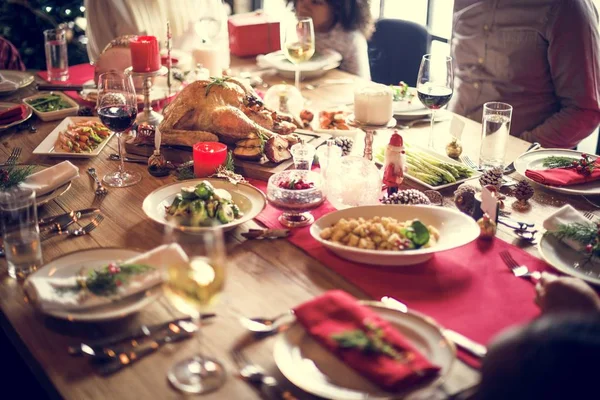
[0,57,593,400]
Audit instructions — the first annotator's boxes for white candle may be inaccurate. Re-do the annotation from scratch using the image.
[192,45,222,77]
[354,85,393,126]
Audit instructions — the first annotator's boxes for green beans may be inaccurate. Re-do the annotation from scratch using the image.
[26,94,74,112]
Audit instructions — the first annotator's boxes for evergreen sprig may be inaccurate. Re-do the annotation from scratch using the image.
[548,222,600,259]
[0,164,35,191]
[205,77,231,96]
[542,156,580,169]
[59,263,155,297]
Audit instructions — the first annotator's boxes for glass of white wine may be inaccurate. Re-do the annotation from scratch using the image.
[162,226,227,394]
[282,15,315,90]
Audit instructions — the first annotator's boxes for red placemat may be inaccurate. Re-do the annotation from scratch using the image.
[248,179,549,367]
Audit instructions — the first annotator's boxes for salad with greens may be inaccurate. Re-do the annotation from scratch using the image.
[26,94,74,113]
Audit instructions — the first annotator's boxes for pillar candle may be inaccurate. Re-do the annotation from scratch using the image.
[192,45,222,77]
[193,142,228,178]
[130,36,161,72]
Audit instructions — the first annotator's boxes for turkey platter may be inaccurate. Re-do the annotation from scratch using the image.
[158,77,301,163]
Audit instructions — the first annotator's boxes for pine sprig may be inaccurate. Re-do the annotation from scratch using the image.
[224,150,235,172]
[548,222,600,259]
[79,263,154,297]
[542,156,579,169]
[0,165,35,191]
[205,77,230,96]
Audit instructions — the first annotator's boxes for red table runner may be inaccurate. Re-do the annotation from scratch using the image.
[249,179,550,367]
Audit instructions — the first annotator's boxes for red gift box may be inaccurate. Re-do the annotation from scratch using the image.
[228,12,280,57]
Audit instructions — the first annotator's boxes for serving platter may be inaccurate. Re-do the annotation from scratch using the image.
[273,301,455,400]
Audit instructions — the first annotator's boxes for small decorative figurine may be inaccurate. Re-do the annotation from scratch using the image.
[445,137,463,158]
[478,213,497,239]
[382,131,406,196]
[147,125,169,177]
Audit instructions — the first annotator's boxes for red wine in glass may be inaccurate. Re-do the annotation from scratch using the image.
[417,86,453,110]
[98,105,137,132]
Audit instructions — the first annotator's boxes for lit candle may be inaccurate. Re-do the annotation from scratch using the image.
[354,85,393,126]
[130,36,161,72]
[193,142,228,178]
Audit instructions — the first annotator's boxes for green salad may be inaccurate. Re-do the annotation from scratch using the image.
[26,94,74,112]
[165,181,243,227]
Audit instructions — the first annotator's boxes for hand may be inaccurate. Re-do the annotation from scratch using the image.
[535,272,600,314]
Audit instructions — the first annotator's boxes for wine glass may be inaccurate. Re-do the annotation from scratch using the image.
[416,54,454,149]
[162,225,227,394]
[96,72,141,187]
[281,15,315,90]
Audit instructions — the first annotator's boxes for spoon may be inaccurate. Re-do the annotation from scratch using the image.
[239,310,295,333]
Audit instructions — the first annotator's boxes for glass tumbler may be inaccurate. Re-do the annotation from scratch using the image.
[44,28,69,81]
[479,102,513,170]
[0,187,43,279]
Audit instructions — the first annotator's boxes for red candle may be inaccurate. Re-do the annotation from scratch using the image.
[193,142,228,178]
[130,36,160,72]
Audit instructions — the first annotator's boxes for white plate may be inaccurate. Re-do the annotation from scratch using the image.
[0,101,33,130]
[32,116,114,158]
[22,164,72,206]
[22,92,79,122]
[514,149,600,195]
[392,86,428,116]
[0,70,35,94]
[273,301,455,400]
[25,248,161,322]
[539,234,600,286]
[142,178,266,233]
[310,205,480,266]
[258,49,342,80]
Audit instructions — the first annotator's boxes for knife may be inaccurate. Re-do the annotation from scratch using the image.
[380,296,487,359]
[68,314,214,356]
[36,84,95,92]
[504,142,541,175]
[95,320,198,375]
[39,208,100,228]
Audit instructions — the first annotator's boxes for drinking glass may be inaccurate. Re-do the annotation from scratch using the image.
[0,187,43,280]
[44,28,69,81]
[416,54,454,149]
[96,72,141,187]
[281,15,315,90]
[162,226,227,394]
[479,102,513,170]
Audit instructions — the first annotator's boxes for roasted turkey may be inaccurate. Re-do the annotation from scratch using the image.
[159,77,298,162]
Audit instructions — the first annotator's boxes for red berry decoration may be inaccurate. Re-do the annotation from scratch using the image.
[108,262,121,275]
[278,178,315,190]
[0,169,8,183]
[586,244,593,252]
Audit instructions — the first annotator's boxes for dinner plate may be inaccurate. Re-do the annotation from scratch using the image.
[258,49,342,80]
[273,301,455,400]
[0,101,33,130]
[24,248,162,322]
[392,86,428,116]
[23,164,72,206]
[0,70,35,95]
[514,149,600,195]
[539,234,600,286]
[310,205,481,266]
[32,116,114,158]
[142,178,266,233]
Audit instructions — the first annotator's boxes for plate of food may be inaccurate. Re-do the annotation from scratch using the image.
[514,149,600,195]
[23,92,79,121]
[391,83,429,120]
[257,49,342,80]
[375,144,479,190]
[273,298,456,400]
[23,247,164,322]
[142,179,266,232]
[32,117,114,158]
[0,102,33,130]
[310,205,480,266]
[313,109,361,138]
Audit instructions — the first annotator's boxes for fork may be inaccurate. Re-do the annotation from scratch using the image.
[460,155,481,171]
[231,348,297,400]
[87,168,108,196]
[500,250,541,281]
[584,211,596,221]
[5,147,21,165]
[42,215,104,241]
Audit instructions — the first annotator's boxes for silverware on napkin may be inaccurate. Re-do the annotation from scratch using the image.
[380,296,487,359]
[504,142,540,175]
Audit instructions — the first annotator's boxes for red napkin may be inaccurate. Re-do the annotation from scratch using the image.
[0,104,27,125]
[525,161,600,186]
[294,290,441,392]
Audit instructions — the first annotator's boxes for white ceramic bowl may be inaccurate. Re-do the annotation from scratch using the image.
[310,205,480,266]
[23,92,79,121]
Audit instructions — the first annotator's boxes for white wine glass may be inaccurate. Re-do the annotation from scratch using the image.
[162,226,227,394]
[281,15,315,90]
[416,54,454,149]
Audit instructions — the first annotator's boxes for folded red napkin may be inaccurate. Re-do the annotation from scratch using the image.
[0,104,26,125]
[525,161,600,186]
[294,290,441,392]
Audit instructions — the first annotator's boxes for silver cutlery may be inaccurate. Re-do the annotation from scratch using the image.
[39,208,100,229]
[4,147,21,165]
[304,78,354,90]
[499,250,541,281]
[460,155,482,171]
[42,215,104,241]
[232,348,297,400]
[504,142,540,175]
[108,153,147,164]
[87,168,108,196]
[239,310,295,334]
[380,296,488,359]
[584,211,596,221]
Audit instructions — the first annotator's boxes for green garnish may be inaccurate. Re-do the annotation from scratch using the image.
[0,164,35,191]
[205,77,231,96]
[410,220,431,247]
[57,263,154,297]
[26,94,73,112]
[542,156,579,169]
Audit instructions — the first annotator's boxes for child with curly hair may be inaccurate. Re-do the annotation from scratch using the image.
[288,0,374,79]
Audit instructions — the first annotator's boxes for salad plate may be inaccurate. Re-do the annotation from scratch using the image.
[273,301,455,400]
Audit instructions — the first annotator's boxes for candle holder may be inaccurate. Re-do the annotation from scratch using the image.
[124,66,168,127]
[347,115,396,162]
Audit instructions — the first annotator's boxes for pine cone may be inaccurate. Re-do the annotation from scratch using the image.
[381,189,431,205]
[77,106,94,116]
[479,167,503,190]
[513,180,534,202]
[334,137,354,156]
[454,184,478,214]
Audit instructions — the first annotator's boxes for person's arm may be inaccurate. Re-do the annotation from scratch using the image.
[341,32,371,80]
[520,0,600,148]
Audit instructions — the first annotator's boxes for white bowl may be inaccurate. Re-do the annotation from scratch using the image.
[22,92,79,121]
[310,205,480,266]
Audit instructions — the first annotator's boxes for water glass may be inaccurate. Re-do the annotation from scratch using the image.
[44,28,69,81]
[479,102,513,170]
[290,141,315,170]
[0,188,43,279]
